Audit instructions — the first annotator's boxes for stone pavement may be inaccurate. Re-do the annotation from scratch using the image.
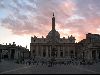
[0,59,28,74]
[74,62,100,74]
[0,60,100,74]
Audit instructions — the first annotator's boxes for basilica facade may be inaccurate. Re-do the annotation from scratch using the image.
[30,13,76,59]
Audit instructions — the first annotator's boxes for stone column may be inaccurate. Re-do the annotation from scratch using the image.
[17,50,19,60]
[68,47,70,59]
[18,51,19,59]
[41,46,43,57]
[9,49,11,60]
[58,46,60,58]
[14,50,16,59]
[19,51,22,60]
[85,49,88,60]
[46,46,48,57]
[97,50,99,60]
[63,46,65,58]
[36,45,38,56]
[30,46,33,58]
[73,47,75,58]
[96,50,98,61]
[50,46,51,57]
[0,49,2,62]
[90,50,92,60]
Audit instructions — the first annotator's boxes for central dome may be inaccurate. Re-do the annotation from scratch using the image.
[46,30,60,40]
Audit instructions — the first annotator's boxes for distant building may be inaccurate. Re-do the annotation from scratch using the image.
[0,42,29,60]
[30,13,76,59]
[77,33,100,62]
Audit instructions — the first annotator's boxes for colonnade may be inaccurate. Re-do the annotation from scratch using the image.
[32,45,76,58]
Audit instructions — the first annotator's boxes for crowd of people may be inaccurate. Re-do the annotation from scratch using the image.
[14,57,97,67]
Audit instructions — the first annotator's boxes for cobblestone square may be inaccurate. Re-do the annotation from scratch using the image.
[0,60,100,74]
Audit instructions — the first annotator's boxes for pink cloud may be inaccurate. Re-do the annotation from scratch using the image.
[1,0,100,42]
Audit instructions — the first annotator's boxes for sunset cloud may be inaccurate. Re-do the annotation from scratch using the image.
[0,0,100,42]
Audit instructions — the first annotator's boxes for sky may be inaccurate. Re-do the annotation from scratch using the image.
[0,0,100,50]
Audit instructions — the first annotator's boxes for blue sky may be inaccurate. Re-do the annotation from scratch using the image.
[0,9,7,19]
